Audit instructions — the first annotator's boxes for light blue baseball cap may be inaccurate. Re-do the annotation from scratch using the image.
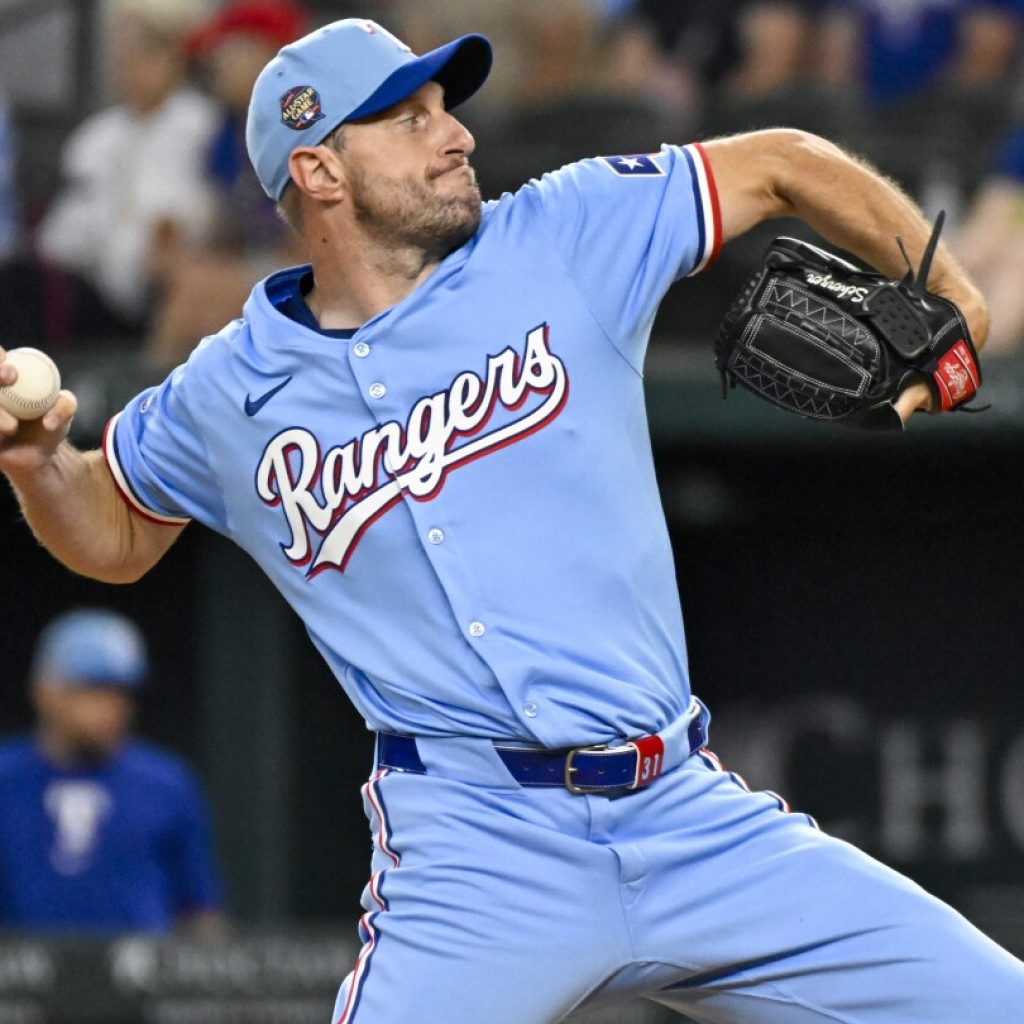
[31,609,148,689]
[246,18,492,200]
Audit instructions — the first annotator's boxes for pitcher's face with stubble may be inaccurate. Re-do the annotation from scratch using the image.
[338,81,482,257]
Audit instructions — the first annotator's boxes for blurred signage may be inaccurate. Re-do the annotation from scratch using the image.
[710,694,1024,861]
[0,935,348,1024]
[0,933,678,1023]
[0,943,53,1024]
[709,694,1024,952]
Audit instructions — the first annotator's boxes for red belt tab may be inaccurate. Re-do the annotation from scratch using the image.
[934,339,980,411]
[629,734,666,789]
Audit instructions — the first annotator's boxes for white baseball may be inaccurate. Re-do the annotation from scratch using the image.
[0,347,62,421]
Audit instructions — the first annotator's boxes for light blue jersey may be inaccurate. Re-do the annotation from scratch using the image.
[105,144,721,747]
[101,139,1024,1023]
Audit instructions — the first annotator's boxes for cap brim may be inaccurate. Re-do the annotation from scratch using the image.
[39,673,143,690]
[346,33,492,122]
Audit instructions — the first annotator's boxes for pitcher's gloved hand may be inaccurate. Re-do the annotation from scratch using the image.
[714,213,982,430]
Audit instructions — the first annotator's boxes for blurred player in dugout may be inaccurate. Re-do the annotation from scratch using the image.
[0,609,225,935]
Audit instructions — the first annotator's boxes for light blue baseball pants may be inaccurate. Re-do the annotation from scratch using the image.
[333,739,1024,1023]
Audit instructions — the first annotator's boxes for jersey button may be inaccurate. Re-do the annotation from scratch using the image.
[427,528,445,545]
[468,621,486,638]
[353,342,370,357]
[523,702,539,718]
[368,383,386,399]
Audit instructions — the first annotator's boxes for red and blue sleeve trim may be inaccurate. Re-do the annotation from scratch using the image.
[102,413,191,527]
[682,142,722,276]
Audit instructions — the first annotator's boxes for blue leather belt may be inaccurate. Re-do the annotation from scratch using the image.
[375,700,709,795]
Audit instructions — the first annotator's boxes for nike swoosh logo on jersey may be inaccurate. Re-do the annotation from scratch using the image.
[245,376,293,416]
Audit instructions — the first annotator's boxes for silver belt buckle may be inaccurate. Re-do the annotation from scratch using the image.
[564,744,610,794]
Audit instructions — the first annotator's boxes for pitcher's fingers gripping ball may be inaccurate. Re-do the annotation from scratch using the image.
[0,348,62,421]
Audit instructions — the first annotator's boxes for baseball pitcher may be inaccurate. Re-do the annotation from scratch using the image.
[1,18,1020,1023]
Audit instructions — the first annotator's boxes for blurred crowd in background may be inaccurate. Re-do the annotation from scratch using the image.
[1,0,1024,380]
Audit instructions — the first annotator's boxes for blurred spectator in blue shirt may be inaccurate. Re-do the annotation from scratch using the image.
[812,1,1023,226]
[821,0,1024,104]
[0,609,226,936]
[187,0,308,258]
[144,0,309,368]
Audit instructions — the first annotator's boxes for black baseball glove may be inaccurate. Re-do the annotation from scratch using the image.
[713,213,982,430]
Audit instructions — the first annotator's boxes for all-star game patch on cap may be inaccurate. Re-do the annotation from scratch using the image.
[246,18,492,200]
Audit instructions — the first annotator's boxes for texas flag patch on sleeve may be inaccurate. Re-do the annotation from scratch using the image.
[600,154,665,177]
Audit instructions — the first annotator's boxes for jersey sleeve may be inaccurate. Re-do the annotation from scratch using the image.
[103,353,228,532]
[521,143,721,370]
[166,767,224,917]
